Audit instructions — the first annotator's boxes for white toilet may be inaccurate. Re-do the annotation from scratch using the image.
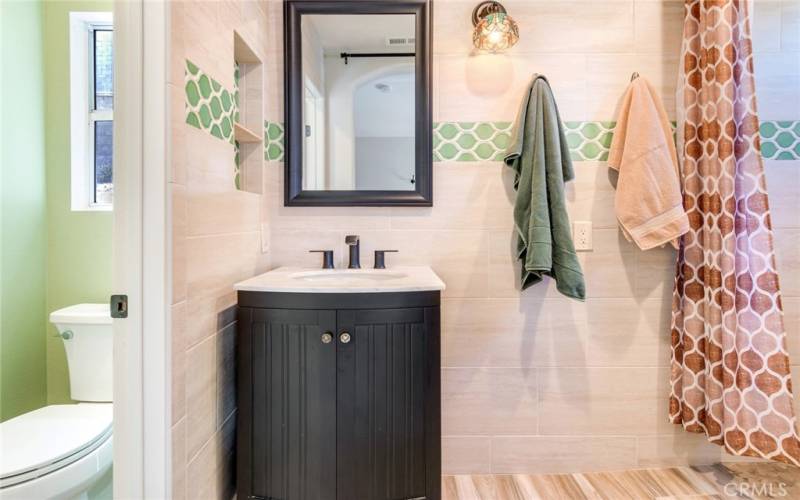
[0,304,113,499]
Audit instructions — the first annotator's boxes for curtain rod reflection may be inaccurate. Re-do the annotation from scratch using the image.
[340,52,415,65]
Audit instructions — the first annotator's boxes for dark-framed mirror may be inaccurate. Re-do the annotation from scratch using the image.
[284,0,432,206]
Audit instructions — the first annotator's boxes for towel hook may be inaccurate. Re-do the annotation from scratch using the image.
[630,71,640,82]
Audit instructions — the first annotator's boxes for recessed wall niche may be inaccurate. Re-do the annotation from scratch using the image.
[233,30,264,194]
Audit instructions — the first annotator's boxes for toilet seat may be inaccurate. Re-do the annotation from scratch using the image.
[0,404,112,490]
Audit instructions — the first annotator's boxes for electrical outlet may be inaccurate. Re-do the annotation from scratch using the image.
[573,221,592,251]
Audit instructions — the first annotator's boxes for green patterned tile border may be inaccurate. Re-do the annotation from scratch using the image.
[564,121,616,161]
[264,121,285,161]
[432,120,800,162]
[184,60,236,144]
[233,62,241,189]
[184,60,800,166]
[431,121,616,162]
[761,121,800,160]
[433,122,512,161]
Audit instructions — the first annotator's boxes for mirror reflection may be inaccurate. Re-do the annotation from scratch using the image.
[301,14,416,191]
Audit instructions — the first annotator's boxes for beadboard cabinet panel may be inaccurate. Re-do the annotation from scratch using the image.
[237,292,441,500]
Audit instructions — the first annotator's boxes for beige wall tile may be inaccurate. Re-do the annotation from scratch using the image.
[443,297,672,368]
[435,53,588,122]
[186,292,239,350]
[171,0,267,493]
[353,230,490,298]
[264,168,392,233]
[216,322,237,426]
[185,127,238,195]
[509,1,635,55]
[633,0,683,55]
[172,184,188,304]
[169,83,187,185]
[793,364,800,424]
[765,161,800,229]
[216,413,238,500]
[181,1,222,79]
[172,418,187,500]
[492,436,637,473]
[579,229,638,298]
[186,335,217,460]
[585,52,679,120]
[538,366,673,435]
[754,52,800,120]
[488,230,593,300]
[269,229,347,269]
[172,302,187,425]
[442,297,544,330]
[390,163,514,231]
[186,428,218,500]
[187,190,261,237]
[185,231,261,346]
[774,228,800,297]
[565,162,618,230]
[443,298,589,367]
[585,298,672,367]
[636,432,724,468]
[752,1,784,52]
[785,298,800,362]
[783,1,800,51]
[169,1,186,87]
[434,0,635,55]
[443,436,492,474]
[430,0,478,55]
[263,50,284,123]
[634,244,677,302]
[443,367,538,435]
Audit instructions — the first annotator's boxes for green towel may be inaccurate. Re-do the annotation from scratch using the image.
[503,75,586,300]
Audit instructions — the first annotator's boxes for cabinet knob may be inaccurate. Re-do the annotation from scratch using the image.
[321,332,333,344]
[339,332,351,344]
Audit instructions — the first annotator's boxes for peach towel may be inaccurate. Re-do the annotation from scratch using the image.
[607,77,689,250]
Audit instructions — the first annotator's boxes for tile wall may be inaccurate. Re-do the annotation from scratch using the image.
[169,1,271,498]
[168,0,800,492]
[257,0,800,475]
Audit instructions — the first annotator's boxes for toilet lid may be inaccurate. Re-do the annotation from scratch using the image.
[49,303,111,325]
[0,404,112,481]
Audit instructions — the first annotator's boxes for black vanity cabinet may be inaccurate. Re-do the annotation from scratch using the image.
[236,291,441,500]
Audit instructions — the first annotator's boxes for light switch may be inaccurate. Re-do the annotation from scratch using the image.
[573,221,592,251]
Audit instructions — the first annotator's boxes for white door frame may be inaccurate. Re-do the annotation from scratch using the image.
[113,0,170,497]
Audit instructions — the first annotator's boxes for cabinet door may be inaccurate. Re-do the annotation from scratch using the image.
[238,307,337,500]
[336,307,440,500]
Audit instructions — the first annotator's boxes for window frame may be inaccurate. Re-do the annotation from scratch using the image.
[89,26,113,206]
[69,12,114,211]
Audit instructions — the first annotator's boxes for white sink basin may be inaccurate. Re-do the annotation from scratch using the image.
[234,266,445,293]
[291,270,409,282]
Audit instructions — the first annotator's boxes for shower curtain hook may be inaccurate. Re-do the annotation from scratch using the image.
[630,71,640,82]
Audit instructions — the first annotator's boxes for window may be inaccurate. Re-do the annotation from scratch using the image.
[70,12,114,211]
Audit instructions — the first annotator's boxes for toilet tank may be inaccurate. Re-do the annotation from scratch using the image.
[49,304,113,402]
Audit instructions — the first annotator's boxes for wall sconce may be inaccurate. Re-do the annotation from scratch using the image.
[472,1,519,52]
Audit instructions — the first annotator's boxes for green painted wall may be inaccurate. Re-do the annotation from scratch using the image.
[1,0,48,422]
[43,0,113,404]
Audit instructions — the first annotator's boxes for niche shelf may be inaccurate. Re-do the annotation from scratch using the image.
[234,122,262,144]
[233,30,264,194]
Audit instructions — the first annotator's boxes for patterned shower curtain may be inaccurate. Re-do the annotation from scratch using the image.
[670,0,800,465]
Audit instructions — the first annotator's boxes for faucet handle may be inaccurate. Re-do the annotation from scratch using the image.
[374,250,398,269]
[309,250,335,269]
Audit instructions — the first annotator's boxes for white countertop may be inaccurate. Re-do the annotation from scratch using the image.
[234,266,446,293]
